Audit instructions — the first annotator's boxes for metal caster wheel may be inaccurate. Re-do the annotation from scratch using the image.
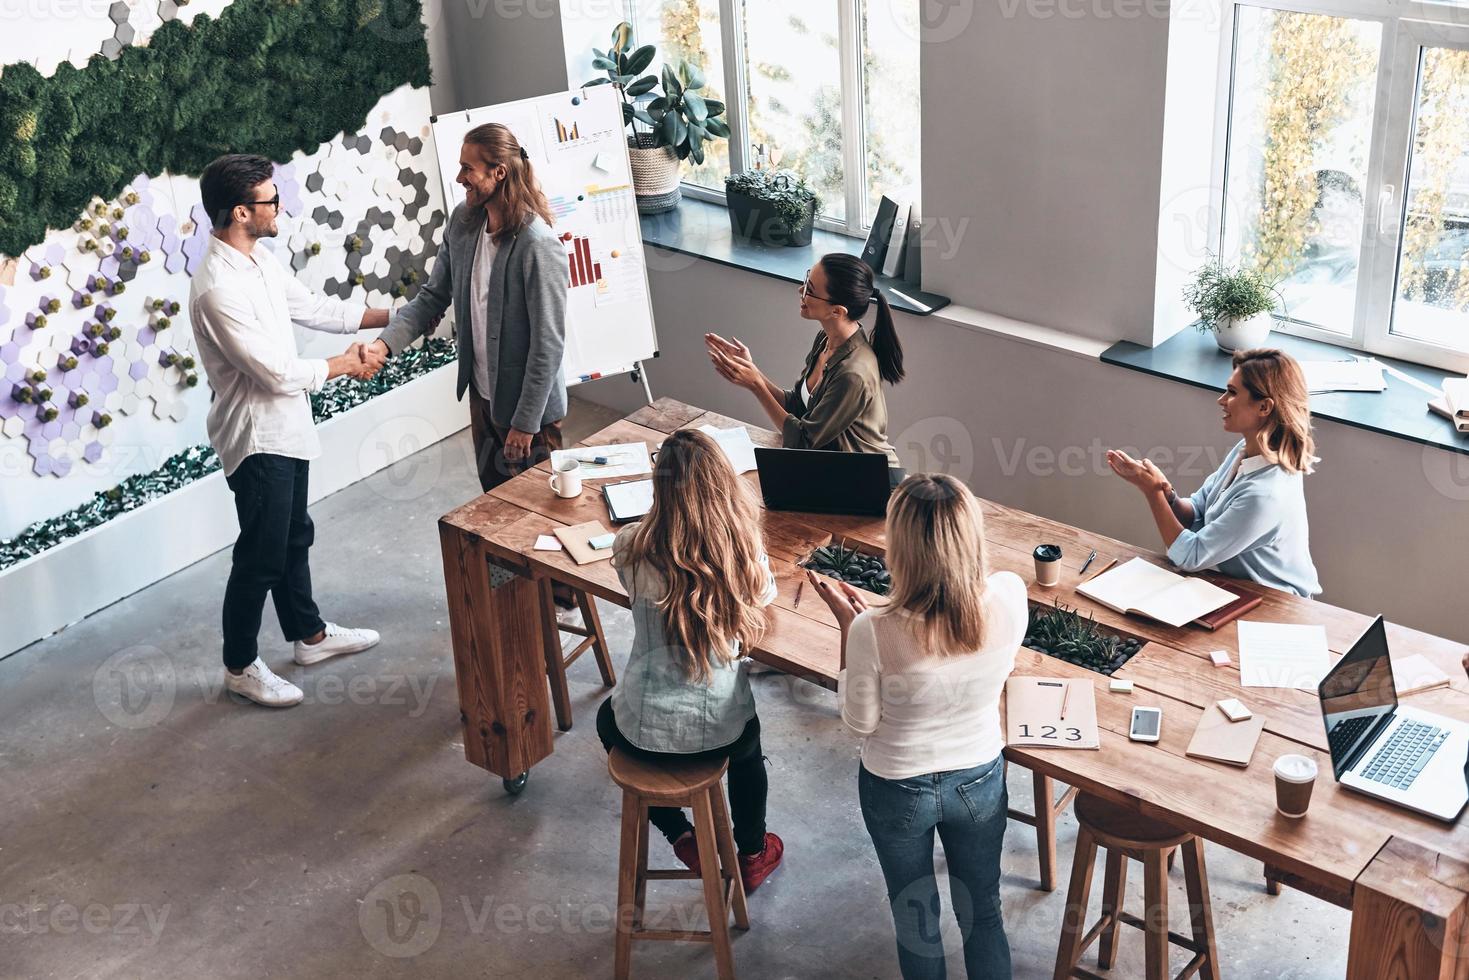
[502,772,529,795]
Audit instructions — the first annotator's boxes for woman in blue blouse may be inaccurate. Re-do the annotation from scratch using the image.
[1106,348,1321,598]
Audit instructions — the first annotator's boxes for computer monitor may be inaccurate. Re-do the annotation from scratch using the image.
[1318,616,1398,780]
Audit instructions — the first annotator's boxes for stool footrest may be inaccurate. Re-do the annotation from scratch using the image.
[644,869,699,881]
[1114,911,1207,954]
[631,928,715,944]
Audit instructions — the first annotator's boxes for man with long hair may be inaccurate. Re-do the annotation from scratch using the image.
[367,123,567,491]
[190,153,388,707]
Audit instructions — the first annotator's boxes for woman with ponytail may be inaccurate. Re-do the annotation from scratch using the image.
[1106,347,1321,598]
[706,253,904,475]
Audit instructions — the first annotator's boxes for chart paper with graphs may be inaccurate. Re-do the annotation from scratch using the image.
[430,85,659,384]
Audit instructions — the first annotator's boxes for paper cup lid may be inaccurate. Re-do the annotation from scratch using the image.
[1033,544,1062,561]
[1273,754,1318,781]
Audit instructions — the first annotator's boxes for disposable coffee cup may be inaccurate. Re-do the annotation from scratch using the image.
[1273,754,1318,818]
[1033,544,1062,587]
[549,458,582,499]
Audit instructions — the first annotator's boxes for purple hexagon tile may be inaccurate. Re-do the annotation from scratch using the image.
[41,419,61,440]
[32,455,52,476]
[83,441,104,463]
[129,360,148,381]
[51,456,73,478]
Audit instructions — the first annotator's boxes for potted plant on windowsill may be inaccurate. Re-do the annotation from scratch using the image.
[1183,257,1284,352]
[585,22,730,215]
[725,169,820,247]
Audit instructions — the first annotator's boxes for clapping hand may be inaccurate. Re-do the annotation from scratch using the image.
[1106,449,1169,494]
[705,332,761,390]
[805,568,868,631]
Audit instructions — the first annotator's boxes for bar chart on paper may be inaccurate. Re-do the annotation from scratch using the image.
[429,85,658,385]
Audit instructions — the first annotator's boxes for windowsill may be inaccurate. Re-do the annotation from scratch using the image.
[1103,328,1469,457]
[638,197,951,317]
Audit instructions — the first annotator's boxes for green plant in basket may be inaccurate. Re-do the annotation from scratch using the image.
[803,539,891,596]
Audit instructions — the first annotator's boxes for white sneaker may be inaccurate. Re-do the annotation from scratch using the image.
[225,658,304,708]
[293,622,380,666]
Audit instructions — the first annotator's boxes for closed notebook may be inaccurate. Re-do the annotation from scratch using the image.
[1442,377,1469,419]
[1192,579,1264,631]
[1392,654,1453,697]
[1077,557,1237,629]
[553,520,616,565]
[1185,707,1265,767]
[1004,676,1100,750]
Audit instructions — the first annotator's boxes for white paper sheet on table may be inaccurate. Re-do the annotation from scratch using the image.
[697,424,758,474]
[1237,621,1331,689]
[1301,358,1386,393]
[550,442,652,480]
[533,534,563,551]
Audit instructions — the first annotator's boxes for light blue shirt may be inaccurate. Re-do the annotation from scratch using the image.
[609,524,777,753]
[1167,440,1321,598]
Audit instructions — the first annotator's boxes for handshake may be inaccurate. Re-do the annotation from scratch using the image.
[329,339,389,381]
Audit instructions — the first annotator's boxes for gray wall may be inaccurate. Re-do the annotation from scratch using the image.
[429,0,570,113]
[919,5,1174,345]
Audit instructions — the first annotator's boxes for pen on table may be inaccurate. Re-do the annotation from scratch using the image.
[1060,680,1071,720]
[1079,550,1097,577]
[794,580,804,608]
[573,453,633,465]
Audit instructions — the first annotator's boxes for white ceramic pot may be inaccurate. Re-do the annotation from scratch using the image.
[1213,311,1275,352]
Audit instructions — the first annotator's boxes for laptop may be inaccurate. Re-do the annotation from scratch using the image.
[1318,615,1469,821]
[753,447,893,517]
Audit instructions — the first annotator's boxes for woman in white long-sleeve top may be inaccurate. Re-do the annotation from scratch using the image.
[1107,347,1321,598]
[808,474,1027,979]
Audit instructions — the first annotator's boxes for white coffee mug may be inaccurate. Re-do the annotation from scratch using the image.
[549,458,582,498]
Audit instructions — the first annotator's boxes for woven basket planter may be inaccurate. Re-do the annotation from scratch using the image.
[628,133,682,213]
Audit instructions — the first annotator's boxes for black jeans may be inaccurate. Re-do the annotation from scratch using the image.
[596,698,768,855]
[221,454,326,671]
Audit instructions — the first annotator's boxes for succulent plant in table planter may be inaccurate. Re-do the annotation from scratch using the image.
[803,539,892,596]
[1023,600,1144,676]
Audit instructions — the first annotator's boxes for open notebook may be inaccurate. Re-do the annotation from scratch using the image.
[1077,557,1237,629]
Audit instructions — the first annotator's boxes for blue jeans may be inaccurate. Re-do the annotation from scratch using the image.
[859,756,1011,980]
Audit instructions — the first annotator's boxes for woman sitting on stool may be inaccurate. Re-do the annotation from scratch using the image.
[1107,347,1321,598]
[705,253,904,479]
[595,429,784,892]
[810,474,1026,979]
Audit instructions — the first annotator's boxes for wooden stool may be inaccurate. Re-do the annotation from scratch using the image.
[1053,793,1220,980]
[1005,761,1080,891]
[539,580,615,731]
[609,748,750,980]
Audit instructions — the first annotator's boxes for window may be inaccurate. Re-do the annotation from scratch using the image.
[565,1,921,236]
[1214,0,1469,371]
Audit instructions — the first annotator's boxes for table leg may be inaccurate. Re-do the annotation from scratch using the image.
[1347,836,1469,980]
[438,520,554,785]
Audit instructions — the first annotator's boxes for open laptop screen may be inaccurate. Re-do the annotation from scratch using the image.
[1318,616,1397,780]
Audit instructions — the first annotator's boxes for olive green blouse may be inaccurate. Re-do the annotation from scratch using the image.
[781,329,899,466]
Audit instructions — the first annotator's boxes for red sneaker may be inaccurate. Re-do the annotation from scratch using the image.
[738,833,784,892]
[672,832,701,875]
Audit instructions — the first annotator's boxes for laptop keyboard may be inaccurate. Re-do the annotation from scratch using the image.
[1360,720,1448,791]
[1328,715,1376,758]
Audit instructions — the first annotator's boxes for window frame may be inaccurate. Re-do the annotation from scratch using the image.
[631,0,885,238]
[1208,0,1469,373]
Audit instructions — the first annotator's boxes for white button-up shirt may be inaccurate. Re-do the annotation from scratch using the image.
[189,236,365,476]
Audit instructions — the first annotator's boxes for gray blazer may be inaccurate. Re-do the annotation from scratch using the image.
[380,203,567,432]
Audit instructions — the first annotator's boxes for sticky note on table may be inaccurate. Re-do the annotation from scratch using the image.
[1109,679,1134,693]
[533,534,563,551]
[1209,649,1232,667]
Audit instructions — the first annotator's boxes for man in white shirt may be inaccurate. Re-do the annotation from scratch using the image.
[190,154,388,708]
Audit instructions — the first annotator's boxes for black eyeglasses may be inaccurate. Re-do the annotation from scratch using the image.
[236,195,281,212]
[799,269,835,304]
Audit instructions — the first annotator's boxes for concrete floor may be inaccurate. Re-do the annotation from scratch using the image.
[3,397,1350,979]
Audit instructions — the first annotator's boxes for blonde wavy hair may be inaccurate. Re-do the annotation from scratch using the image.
[614,429,770,682]
[878,474,991,656]
[1232,348,1316,474]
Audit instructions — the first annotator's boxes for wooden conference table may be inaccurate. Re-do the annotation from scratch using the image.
[439,398,1469,979]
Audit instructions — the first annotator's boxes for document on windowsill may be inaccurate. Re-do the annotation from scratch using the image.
[550,442,652,480]
[1237,621,1331,689]
[1301,358,1386,394]
[697,424,758,474]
